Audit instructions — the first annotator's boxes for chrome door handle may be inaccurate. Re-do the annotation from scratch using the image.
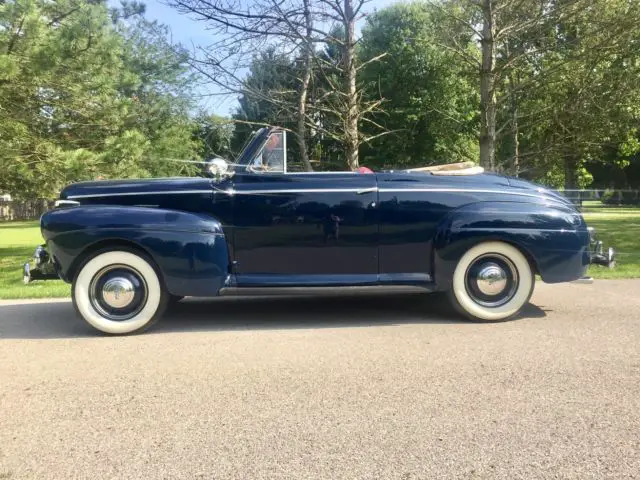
[356,187,377,195]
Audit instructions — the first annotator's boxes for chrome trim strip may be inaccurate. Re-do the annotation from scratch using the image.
[232,187,551,198]
[54,199,80,207]
[287,171,359,175]
[67,187,552,199]
[378,188,545,199]
[231,188,368,195]
[459,227,576,233]
[67,190,212,199]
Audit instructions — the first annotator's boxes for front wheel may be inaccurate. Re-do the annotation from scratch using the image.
[448,241,534,322]
[72,250,168,334]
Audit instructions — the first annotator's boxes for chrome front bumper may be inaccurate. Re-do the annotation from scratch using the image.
[588,227,616,268]
[572,227,615,284]
[23,245,59,284]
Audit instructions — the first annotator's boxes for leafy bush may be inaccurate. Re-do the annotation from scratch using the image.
[601,189,640,205]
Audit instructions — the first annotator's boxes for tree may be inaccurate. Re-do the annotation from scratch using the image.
[427,0,640,192]
[504,0,640,188]
[167,0,317,170]
[341,0,360,170]
[0,0,201,199]
[358,2,478,169]
[432,0,588,171]
[193,114,235,161]
[229,48,298,153]
[115,10,201,176]
[169,0,386,171]
[1,0,127,198]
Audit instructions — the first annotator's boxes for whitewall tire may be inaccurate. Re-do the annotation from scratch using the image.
[448,241,534,322]
[72,250,168,334]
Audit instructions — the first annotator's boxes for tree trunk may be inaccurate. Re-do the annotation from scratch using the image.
[296,0,313,172]
[343,0,359,171]
[509,73,520,177]
[7,16,26,55]
[512,105,519,176]
[564,154,578,190]
[504,39,520,177]
[479,0,496,171]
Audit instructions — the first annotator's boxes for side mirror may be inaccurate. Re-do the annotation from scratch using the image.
[205,157,233,180]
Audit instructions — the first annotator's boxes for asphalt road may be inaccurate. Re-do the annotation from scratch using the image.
[1,280,639,479]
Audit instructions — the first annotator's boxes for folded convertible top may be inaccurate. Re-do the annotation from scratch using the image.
[406,161,484,176]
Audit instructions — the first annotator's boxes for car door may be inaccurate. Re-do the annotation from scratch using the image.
[230,172,379,286]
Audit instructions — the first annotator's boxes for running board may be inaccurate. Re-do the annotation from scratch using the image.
[219,284,434,297]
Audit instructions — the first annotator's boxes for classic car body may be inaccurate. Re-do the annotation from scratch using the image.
[25,127,615,334]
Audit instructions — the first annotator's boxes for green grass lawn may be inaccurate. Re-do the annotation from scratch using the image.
[582,205,640,279]
[0,204,638,299]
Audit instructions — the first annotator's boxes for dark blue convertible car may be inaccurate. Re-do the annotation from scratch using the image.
[24,127,615,334]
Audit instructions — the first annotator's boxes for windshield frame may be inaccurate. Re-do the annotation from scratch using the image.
[233,128,270,170]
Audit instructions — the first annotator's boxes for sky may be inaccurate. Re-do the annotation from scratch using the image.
[112,0,399,116]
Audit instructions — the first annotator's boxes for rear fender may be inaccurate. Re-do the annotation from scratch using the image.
[41,205,230,297]
[432,201,590,289]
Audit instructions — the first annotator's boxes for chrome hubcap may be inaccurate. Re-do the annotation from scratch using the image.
[476,263,508,296]
[89,265,147,321]
[465,254,519,308]
[102,277,136,309]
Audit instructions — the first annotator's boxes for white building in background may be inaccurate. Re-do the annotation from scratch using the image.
[0,194,11,201]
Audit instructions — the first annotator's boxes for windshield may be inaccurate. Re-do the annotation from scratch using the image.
[234,128,265,163]
[234,128,269,168]
[247,131,285,173]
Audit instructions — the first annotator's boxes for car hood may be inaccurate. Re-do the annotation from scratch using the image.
[60,177,212,201]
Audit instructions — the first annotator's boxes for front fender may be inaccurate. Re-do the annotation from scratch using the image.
[432,201,590,289]
[41,205,230,297]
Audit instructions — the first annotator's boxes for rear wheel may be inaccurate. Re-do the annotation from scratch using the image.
[448,241,534,322]
[72,250,168,334]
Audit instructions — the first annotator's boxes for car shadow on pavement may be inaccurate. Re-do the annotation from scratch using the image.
[0,294,547,339]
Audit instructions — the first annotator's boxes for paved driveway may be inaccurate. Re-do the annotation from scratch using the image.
[1,280,639,479]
